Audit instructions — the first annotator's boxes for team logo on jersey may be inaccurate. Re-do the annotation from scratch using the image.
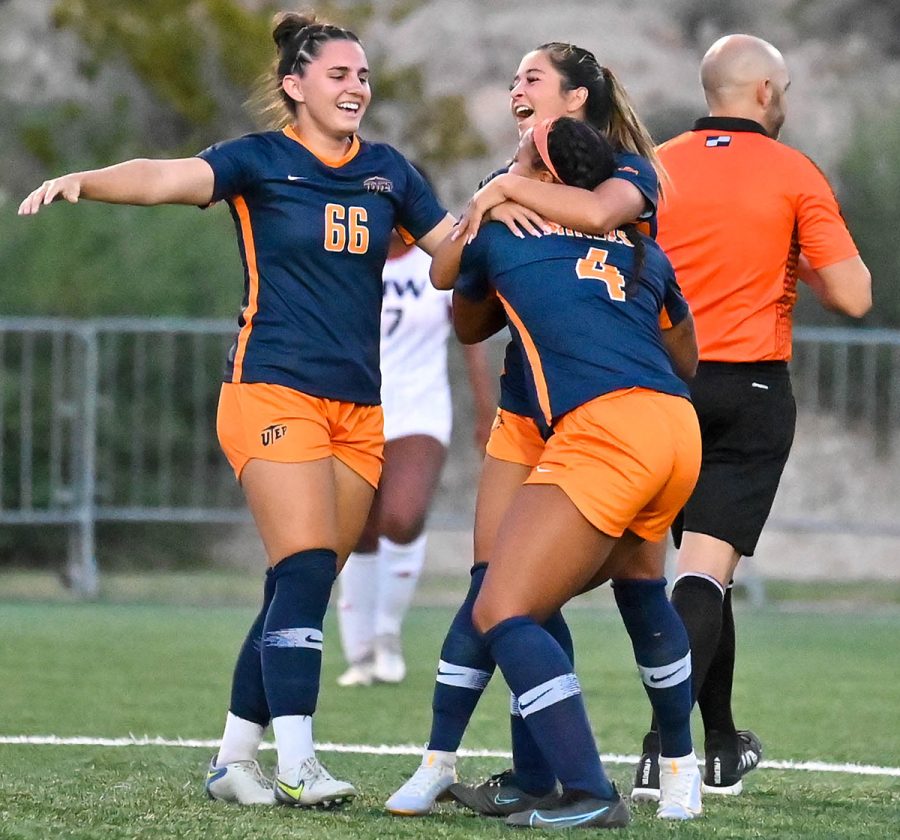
[260,424,287,446]
[364,176,393,193]
[705,135,732,147]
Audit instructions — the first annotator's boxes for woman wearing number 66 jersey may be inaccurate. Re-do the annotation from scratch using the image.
[19,8,454,810]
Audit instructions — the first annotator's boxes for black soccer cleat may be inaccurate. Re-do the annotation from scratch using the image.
[448,768,561,816]
[505,785,631,830]
[702,729,763,795]
[631,731,661,803]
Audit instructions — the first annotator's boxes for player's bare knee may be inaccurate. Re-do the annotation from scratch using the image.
[471,596,505,635]
[379,510,426,545]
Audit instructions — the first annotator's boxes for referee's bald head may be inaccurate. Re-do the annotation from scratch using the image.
[700,34,790,137]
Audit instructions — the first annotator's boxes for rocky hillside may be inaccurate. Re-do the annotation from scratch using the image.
[3,0,899,205]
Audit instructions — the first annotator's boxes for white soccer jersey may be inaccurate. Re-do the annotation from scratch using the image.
[379,246,453,445]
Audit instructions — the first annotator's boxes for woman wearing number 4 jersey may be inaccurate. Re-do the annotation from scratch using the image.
[386,41,696,823]
[337,222,495,687]
[20,9,455,809]
[431,117,702,829]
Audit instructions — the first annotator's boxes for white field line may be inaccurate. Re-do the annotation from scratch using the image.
[1,735,898,777]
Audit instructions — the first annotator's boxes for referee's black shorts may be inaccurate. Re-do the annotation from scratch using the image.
[672,361,796,557]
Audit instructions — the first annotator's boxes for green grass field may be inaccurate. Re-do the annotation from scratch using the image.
[0,592,898,839]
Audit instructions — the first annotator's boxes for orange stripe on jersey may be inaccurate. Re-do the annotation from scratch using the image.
[395,225,415,245]
[658,307,673,330]
[496,292,552,426]
[231,196,260,383]
[282,126,361,168]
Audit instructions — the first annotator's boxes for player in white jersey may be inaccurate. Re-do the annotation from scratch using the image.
[337,229,496,685]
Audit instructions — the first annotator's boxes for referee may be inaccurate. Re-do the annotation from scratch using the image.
[632,33,871,802]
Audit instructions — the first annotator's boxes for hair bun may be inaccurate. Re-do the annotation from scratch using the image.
[272,12,317,51]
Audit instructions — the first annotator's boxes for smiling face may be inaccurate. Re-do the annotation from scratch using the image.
[509,49,587,137]
[283,39,371,138]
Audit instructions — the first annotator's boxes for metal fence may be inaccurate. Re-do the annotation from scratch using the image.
[2,317,900,597]
[0,318,243,596]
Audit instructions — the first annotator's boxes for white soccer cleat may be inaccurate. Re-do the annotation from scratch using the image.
[337,657,375,687]
[204,755,275,805]
[385,751,457,816]
[656,754,702,820]
[374,633,406,683]
[274,756,356,809]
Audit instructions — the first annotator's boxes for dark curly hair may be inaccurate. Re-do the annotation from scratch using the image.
[538,117,615,190]
[533,117,646,295]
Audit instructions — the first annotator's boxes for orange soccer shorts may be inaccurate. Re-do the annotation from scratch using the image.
[526,388,701,541]
[216,382,385,487]
[484,408,546,468]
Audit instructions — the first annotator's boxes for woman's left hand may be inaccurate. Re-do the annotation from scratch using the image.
[485,201,550,239]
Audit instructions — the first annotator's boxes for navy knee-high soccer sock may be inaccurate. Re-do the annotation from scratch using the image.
[486,616,615,800]
[698,581,738,736]
[262,548,337,771]
[229,567,276,726]
[614,579,693,758]
[427,564,495,752]
[508,610,574,795]
[647,573,724,746]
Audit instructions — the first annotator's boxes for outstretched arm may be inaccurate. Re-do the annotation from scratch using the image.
[18,158,216,216]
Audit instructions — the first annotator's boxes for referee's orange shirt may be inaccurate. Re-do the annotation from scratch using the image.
[656,117,859,362]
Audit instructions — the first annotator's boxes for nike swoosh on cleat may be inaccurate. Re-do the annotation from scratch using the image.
[206,767,227,784]
[649,665,684,683]
[277,779,305,800]
[494,794,520,805]
[530,806,609,827]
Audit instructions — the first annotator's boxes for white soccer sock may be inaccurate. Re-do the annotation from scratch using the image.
[337,551,379,664]
[422,747,457,768]
[272,714,315,775]
[660,752,699,767]
[216,711,266,766]
[375,534,427,638]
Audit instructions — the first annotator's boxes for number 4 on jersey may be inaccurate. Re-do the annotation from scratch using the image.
[576,247,626,301]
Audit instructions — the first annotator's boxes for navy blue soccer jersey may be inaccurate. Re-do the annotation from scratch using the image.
[198,127,446,404]
[457,223,690,427]
[477,152,660,417]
